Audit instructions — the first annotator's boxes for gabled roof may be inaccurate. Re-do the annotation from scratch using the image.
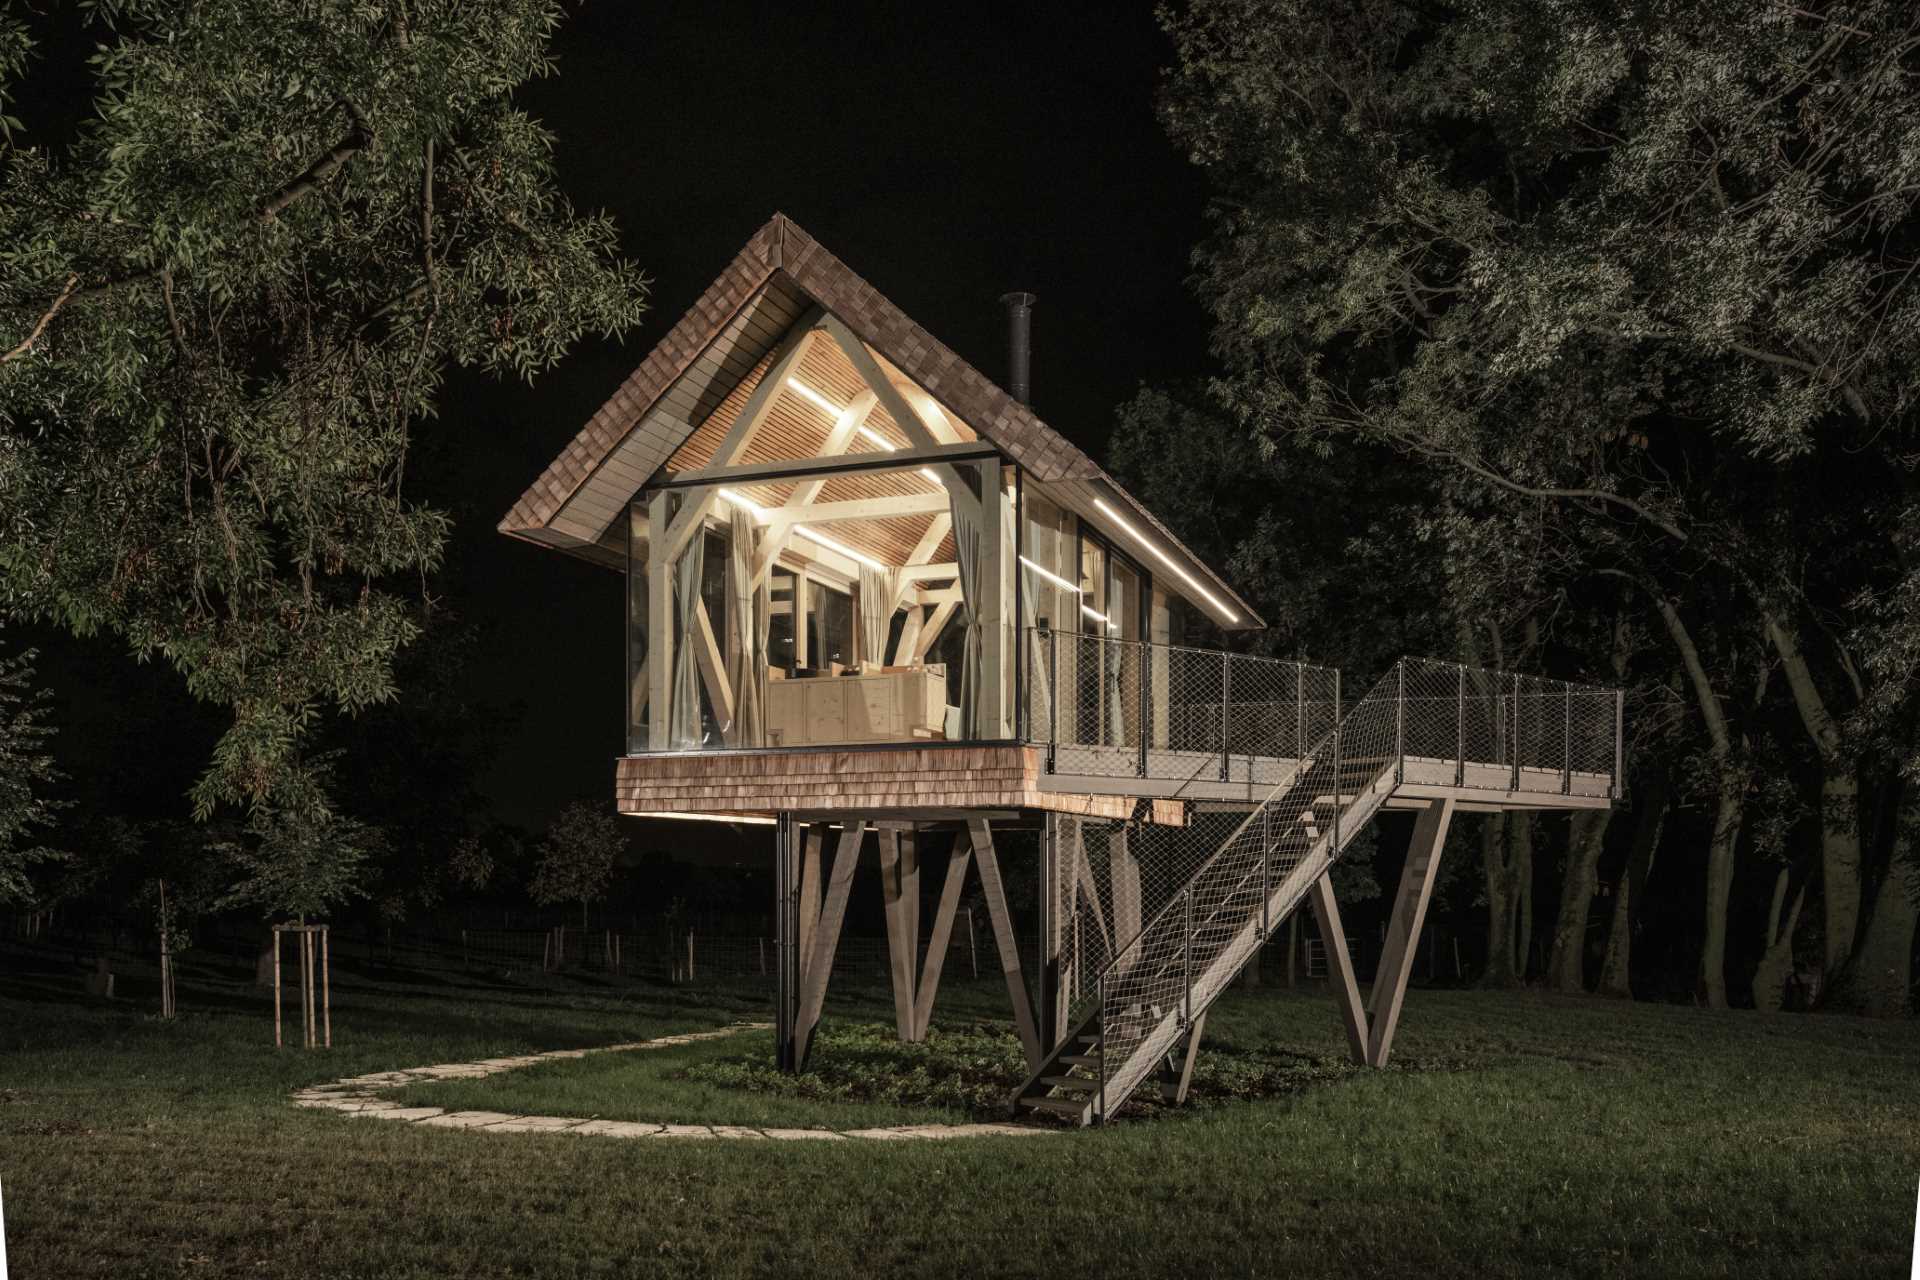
[499,213,1261,628]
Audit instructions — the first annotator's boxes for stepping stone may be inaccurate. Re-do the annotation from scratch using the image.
[416,1111,518,1130]
[762,1128,844,1141]
[649,1124,714,1138]
[839,1128,918,1141]
[352,1106,445,1122]
[486,1115,586,1133]
[707,1126,766,1139]
[568,1120,665,1138]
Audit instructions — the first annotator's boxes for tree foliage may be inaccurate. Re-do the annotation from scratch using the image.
[529,800,624,928]
[0,2,647,845]
[0,630,64,905]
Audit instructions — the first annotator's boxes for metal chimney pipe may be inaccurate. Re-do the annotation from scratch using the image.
[999,291,1036,405]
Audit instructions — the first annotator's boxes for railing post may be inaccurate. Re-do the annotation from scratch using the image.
[1096,972,1107,1124]
[1562,683,1573,795]
[1260,806,1271,941]
[1394,661,1406,784]
[1219,654,1232,782]
[1612,689,1624,799]
[1331,670,1342,851]
[1295,663,1305,762]
[1138,640,1149,778]
[1181,889,1193,1028]
[1455,664,1466,786]
[1510,673,1523,792]
[1046,627,1058,774]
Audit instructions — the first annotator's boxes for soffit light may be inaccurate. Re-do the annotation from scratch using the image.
[1091,496,1240,624]
[1019,555,1081,595]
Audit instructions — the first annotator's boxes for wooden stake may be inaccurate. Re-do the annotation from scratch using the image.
[320,927,331,1049]
[273,928,282,1049]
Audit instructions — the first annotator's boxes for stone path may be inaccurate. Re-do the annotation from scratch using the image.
[290,1023,1051,1142]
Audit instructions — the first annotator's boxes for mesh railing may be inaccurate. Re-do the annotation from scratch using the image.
[1023,628,1341,783]
[1076,657,1621,1117]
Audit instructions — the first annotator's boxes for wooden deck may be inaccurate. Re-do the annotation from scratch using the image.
[616,742,1612,822]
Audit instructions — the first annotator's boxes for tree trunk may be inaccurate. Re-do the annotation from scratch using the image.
[1751,866,1808,1013]
[1830,781,1919,1017]
[1698,771,1748,1010]
[1599,778,1669,998]
[1548,809,1614,993]
[1765,614,1862,980]
[1480,812,1520,987]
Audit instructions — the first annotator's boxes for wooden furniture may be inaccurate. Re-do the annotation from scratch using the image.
[766,667,949,747]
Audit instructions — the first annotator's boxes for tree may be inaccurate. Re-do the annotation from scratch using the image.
[0,630,64,905]
[1159,0,1920,1011]
[529,801,624,931]
[0,3,646,838]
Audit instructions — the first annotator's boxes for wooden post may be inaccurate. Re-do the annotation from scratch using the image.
[320,927,331,1049]
[912,833,973,1040]
[272,928,282,1049]
[969,819,1043,1068]
[687,929,696,982]
[1310,875,1369,1066]
[878,830,916,1041]
[1367,798,1456,1068]
[795,820,867,1069]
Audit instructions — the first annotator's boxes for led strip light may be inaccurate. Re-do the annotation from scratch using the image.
[1091,496,1240,624]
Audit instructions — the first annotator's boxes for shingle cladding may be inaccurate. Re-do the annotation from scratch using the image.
[499,212,1261,628]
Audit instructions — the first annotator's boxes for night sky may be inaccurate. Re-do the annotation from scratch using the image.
[37,2,1215,836]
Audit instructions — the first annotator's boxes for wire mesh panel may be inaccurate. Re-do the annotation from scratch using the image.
[1024,628,1337,783]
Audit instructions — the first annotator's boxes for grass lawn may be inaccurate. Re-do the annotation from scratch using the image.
[3,942,1918,1278]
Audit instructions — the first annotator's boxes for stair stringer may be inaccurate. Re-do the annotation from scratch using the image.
[1094,775,1396,1117]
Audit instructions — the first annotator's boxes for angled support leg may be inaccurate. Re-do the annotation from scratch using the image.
[1310,874,1369,1066]
[1366,798,1455,1068]
[1158,1009,1208,1104]
[878,829,920,1042]
[795,820,866,1070]
[911,834,972,1041]
[969,818,1043,1069]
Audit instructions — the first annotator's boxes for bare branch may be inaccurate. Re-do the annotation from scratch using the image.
[258,100,374,223]
[2,273,80,364]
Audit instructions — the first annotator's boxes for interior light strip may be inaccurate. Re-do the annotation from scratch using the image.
[789,379,944,486]
[715,488,887,572]
[1091,496,1240,624]
[1020,555,1082,595]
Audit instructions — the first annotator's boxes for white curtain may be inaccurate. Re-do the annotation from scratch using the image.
[858,564,895,670]
[951,494,984,739]
[670,522,706,748]
[725,506,765,746]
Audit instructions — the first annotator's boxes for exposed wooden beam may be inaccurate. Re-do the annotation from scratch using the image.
[796,820,866,1069]
[891,607,924,666]
[757,492,950,530]
[659,441,998,490]
[692,601,733,729]
[782,389,880,513]
[912,838,971,1040]
[913,599,959,663]
[907,512,951,567]
[646,492,672,750]
[661,310,825,563]
[819,315,981,524]
[897,562,960,583]
[912,586,965,608]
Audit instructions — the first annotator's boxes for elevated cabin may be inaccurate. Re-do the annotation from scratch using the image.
[502,214,1623,1124]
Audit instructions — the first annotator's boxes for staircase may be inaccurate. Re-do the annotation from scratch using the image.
[1015,665,1410,1125]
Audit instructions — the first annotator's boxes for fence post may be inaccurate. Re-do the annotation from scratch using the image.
[1331,670,1342,851]
[1096,972,1107,1125]
[1138,639,1150,778]
[1394,661,1406,784]
[1260,807,1271,941]
[1562,684,1573,795]
[1182,889,1194,1028]
[1219,653,1232,782]
[1511,674,1523,792]
[1612,689,1625,799]
[1455,664,1466,786]
[1295,663,1305,761]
